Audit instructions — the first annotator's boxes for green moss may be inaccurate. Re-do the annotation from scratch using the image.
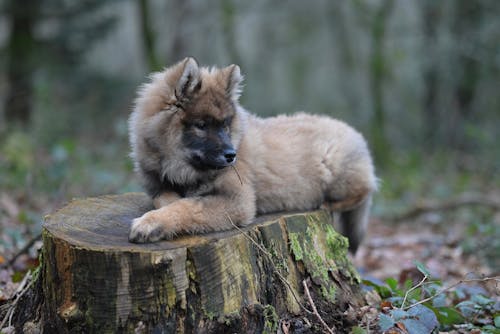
[205,311,217,321]
[325,224,349,257]
[285,212,364,303]
[164,276,177,310]
[220,311,241,326]
[324,224,361,284]
[263,304,279,334]
[289,233,303,261]
[266,239,289,274]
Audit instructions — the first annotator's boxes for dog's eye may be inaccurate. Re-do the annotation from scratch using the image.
[223,118,232,131]
[193,121,206,130]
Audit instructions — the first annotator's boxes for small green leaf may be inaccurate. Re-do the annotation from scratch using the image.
[406,304,438,333]
[403,278,413,291]
[378,313,394,331]
[376,285,393,299]
[471,294,493,306]
[385,277,399,293]
[402,319,433,334]
[432,306,465,325]
[481,324,497,332]
[388,296,404,307]
[495,315,500,328]
[405,287,422,304]
[432,293,447,307]
[390,309,408,321]
[414,260,430,277]
[362,279,393,298]
[350,326,366,334]
[456,300,478,318]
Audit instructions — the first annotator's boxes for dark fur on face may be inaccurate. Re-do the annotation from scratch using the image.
[177,80,238,171]
[182,113,236,170]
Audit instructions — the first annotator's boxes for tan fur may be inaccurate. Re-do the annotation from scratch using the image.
[128,58,377,251]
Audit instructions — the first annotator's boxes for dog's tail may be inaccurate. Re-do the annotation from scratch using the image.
[336,194,372,254]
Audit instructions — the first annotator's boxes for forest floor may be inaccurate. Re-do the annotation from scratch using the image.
[355,215,498,290]
[353,214,500,297]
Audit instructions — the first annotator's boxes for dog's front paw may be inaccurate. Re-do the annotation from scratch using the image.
[129,213,173,243]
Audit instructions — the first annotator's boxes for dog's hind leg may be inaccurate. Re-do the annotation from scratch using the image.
[324,192,372,254]
[337,195,372,253]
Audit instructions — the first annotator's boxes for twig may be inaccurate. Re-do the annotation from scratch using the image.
[226,214,313,315]
[302,279,335,334]
[386,193,500,222]
[0,271,32,329]
[231,165,243,186]
[400,274,428,309]
[7,233,42,267]
[403,276,500,311]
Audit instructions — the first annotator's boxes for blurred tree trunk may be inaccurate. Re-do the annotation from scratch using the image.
[327,2,366,123]
[137,0,160,71]
[327,3,354,69]
[368,0,394,164]
[220,0,241,65]
[4,0,39,128]
[449,0,481,151]
[169,0,191,62]
[420,1,442,150]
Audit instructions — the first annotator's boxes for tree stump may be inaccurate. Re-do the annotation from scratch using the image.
[26,193,365,333]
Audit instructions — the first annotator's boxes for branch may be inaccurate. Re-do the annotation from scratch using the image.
[400,274,428,309]
[6,233,42,267]
[403,276,500,311]
[302,279,336,334]
[0,271,33,329]
[386,193,500,222]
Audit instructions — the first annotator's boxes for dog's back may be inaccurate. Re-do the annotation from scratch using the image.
[242,113,377,252]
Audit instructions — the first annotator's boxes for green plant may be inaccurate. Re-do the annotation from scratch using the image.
[363,262,500,333]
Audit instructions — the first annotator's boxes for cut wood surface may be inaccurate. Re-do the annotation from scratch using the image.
[25,193,364,333]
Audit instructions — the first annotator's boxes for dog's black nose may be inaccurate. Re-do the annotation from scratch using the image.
[224,149,236,163]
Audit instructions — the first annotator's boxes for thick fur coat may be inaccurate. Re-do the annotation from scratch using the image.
[129,58,377,252]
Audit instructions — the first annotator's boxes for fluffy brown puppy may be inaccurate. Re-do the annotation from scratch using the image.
[128,58,377,252]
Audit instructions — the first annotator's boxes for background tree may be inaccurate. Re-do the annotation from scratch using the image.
[368,0,394,165]
[353,0,395,165]
[420,0,442,150]
[449,0,482,152]
[4,0,39,128]
[137,0,160,71]
[2,0,122,130]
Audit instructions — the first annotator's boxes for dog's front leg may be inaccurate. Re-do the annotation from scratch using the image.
[129,191,255,243]
[152,192,181,209]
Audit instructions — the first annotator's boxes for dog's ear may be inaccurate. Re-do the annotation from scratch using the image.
[174,57,201,102]
[224,64,243,101]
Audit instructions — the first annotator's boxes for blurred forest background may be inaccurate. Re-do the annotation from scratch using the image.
[0,0,499,302]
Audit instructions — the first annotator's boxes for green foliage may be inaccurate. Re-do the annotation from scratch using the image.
[378,305,438,334]
[0,132,135,197]
[350,326,367,334]
[0,132,35,186]
[364,263,500,332]
[414,260,431,277]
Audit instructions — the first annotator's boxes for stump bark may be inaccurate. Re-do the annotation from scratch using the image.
[22,193,365,333]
